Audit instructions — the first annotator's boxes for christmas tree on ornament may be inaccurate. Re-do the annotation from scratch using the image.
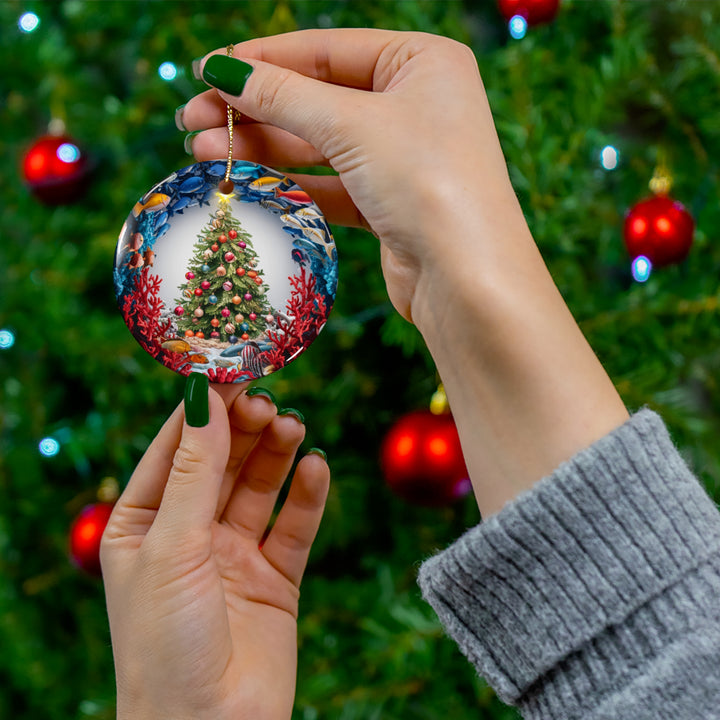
[175,205,273,342]
[380,385,471,507]
[623,164,695,272]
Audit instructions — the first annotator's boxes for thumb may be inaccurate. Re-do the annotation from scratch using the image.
[199,53,360,156]
[152,373,231,536]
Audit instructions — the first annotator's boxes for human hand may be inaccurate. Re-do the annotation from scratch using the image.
[101,376,330,720]
[180,29,524,324]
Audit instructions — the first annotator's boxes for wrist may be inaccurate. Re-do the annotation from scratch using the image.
[409,203,628,517]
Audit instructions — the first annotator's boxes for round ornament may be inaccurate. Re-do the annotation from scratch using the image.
[115,160,338,382]
[497,0,560,25]
[380,410,471,506]
[23,133,91,205]
[623,194,694,268]
[69,502,114,575]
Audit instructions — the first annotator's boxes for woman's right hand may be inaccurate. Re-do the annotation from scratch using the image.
[180,29,526,324]
[180,29,629,518]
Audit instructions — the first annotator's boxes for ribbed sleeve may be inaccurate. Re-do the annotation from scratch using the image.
[417,409,720,719]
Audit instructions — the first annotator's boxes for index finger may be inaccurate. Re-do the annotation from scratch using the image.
[210,27,401,91]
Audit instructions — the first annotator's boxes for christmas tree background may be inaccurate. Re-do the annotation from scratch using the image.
[1,1,720,718]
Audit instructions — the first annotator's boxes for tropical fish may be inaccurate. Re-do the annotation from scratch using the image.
[188,353,209,364]
[177,176,205,194]
[280,213,307,230]
[129,232,144,252]
[153,211,169,227]
[260,199,288,212]
[154,222,170,239]
[302,226,327,244]
[128,253,144,268]
[132,193,171,217]
[291,248,308,264]
[214,357,238,368]
[161,339,191,353]
[250,175,285,191]
[143,249,155,266]
[170,195,192,214]
[295,207,322,219]
[274,188,312,204]
[239,341,265,377]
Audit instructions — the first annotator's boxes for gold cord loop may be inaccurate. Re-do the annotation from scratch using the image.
[219,44,237,194]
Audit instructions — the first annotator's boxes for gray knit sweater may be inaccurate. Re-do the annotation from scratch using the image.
[417,409,720,719]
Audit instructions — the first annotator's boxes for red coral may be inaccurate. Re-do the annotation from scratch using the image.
[260,267,328,369]
[121,267,191,374]
[207,366,241,383]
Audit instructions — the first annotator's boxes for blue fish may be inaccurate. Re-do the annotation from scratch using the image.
[169,195,193,215]
[177,176,205,194]
[291,248,308,264]
[153,211,169,228]
[154,222,170,239]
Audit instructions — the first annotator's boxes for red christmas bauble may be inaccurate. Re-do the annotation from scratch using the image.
[22,134,91,204]
[69,502,114,575]
[236,268,246,277]
[497,0,560,24]
[211,243,219,252]
[218,234,227,244]
[224,252,236,262]
[380,410,471,506]
[623,195,694,268]
[228,229,238,239]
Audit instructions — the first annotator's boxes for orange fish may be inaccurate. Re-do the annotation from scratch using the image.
[143,249,155,266]
[274,188,312,204]
[188,354,209,364]
[161,339,191,353]
[128,253,144,268]
[132,193,171,218]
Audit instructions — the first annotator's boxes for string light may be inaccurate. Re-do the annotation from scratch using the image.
[158,62,178,81]
[0,329,15,349]
[600,145,619,171]
[18,12,40,33]
[632,255,652,283]
[509,15,528,40]
[38,437,61,457]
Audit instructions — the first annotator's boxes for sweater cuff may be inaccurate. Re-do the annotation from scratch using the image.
[417,409,720,708]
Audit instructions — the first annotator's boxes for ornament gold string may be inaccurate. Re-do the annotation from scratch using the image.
[218,44,237,195]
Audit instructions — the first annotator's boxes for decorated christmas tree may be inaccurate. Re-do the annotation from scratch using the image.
[175,202,273,342]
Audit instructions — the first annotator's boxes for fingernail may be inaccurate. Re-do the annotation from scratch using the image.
[191,57,204,80]
[278,408,305,424]
[174,104,187,131]
[246,386,276,405]
[184,372,209,427]
[307,447,327,462]
[184,131,200,155]
[202,55,254,96]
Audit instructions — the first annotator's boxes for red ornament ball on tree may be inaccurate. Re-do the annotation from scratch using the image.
[69,502,114,575]
[236,268,246,277]
[497,0,560,25]
[228,229,237,239]
[22,134,91,204]
[380,410,471,506]
[218,234,227,244]
[623,195,694,268]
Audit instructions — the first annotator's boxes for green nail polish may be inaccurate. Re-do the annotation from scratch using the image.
[246,386,276,405]
[174,104,187,132]
[307,447,327,462]
[184,131,200,155]
[278,408,305,424]
[184,372,209,427]
[202,55,254,96]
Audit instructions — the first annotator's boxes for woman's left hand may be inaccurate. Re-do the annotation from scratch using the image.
[101,380,330,720]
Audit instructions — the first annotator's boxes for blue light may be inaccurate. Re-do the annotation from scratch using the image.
[632,255,652,283]
[39,437,61,457]
[57,143,80,163]
[159,62,178,81]
[0,329,14,349]
[19,12,40,33]
[600,145,619,170]
[509,15,528,40]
